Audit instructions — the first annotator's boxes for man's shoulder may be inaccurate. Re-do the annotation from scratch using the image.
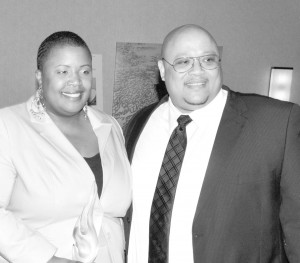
[124,101,158,139]
[125,95,168,135]
[228,88,294,112]
[130,102,158,122]
[124,96,168,161]
[226,88,299,129]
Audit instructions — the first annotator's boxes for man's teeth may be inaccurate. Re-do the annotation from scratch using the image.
[187,82,205,86]
[62,92,81,98]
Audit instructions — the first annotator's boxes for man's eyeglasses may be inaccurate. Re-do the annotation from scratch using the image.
[162,55,221,73]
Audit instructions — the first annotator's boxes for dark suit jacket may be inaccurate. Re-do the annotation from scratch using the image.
[124,87,300,263]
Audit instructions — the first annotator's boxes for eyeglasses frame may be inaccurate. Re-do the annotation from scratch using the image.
[162,54,221,73]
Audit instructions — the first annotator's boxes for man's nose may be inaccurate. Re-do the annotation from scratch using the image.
[189,58,205,73]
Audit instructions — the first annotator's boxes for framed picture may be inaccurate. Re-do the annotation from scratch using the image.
[112,42,163,128]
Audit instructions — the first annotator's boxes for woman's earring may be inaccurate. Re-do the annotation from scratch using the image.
[83,103,88,120]
[30,86,46,120]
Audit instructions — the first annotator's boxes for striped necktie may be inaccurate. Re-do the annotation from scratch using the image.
[148,114,192,263]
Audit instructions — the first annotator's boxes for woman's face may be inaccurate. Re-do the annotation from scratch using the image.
[36,45,92,118]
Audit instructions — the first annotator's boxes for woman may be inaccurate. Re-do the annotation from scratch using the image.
[0,31,131,263]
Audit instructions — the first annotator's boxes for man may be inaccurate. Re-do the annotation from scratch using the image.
[124,24,300,262]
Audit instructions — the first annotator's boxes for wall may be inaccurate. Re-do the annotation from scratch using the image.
[0,0,299,114]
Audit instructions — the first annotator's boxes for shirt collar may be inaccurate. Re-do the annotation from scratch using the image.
[167,89,228,130]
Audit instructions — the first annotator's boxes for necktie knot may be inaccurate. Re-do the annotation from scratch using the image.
[177,115,192,130]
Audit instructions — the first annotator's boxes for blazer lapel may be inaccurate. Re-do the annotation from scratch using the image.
[26,98,97,182]
[27,99,81,162]
[87,108,112,188]
[193,89,248,232]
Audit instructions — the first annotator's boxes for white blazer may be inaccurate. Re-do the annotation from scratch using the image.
[0,97,132,263]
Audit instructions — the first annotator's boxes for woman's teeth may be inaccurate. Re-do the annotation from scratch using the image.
[62,92,81,98]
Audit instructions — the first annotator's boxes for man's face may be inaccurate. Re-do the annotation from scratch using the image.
[158,28,222,113]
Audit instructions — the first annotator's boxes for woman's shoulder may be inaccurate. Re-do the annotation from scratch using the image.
[0,102,30,138]
[0,101,28,121]
[88,106,122,130]
[88,106,115,122]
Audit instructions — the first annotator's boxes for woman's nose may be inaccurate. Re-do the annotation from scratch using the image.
[67,72,82,86]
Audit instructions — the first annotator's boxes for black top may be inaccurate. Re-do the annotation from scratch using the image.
[84,153,103,198]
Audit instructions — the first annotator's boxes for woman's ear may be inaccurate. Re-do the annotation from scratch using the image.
[35,70,42,88]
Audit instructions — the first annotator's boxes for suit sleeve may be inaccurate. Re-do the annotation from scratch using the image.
[0,117,56,263]
[280,104,300,262]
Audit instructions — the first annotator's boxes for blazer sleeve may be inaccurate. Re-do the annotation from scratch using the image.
[280,103,300,262]
[0,117,56,263]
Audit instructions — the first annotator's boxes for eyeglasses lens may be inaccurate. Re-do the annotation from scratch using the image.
[173,55,219,72]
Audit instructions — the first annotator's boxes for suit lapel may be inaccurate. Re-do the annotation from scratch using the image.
[193,89,248,231]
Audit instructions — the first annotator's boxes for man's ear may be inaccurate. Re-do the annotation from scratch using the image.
[35,70,42,88]
[158,60,165,81]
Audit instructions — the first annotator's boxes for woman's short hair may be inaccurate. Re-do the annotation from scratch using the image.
[37,31,92,70]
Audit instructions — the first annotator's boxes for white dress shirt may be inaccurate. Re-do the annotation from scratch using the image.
[128,89,227,263]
